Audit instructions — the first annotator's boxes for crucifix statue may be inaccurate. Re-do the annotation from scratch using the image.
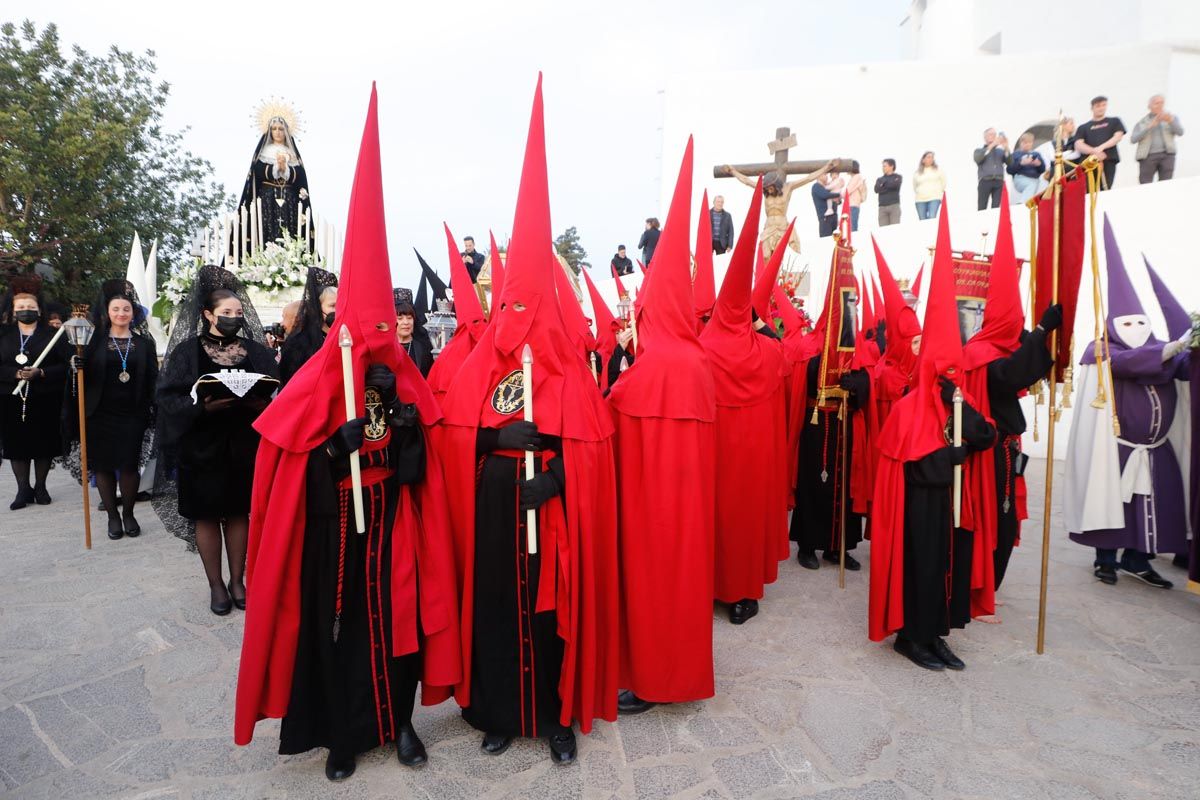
[715,127,852,255]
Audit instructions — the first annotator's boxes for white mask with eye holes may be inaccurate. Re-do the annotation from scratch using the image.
[1113,314,1152,348]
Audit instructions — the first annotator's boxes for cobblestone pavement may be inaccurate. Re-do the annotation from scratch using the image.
[2,460,1198,799]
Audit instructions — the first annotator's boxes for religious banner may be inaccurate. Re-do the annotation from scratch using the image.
[1033,169,1087,381]
[810,235,859,406]
[951,252,992,345]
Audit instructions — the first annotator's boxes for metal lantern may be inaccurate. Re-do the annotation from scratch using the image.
[63,315,95,349]
[616,295,632,322]
[425,298,457,355]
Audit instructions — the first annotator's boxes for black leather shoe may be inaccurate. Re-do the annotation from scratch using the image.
[325,749,356,781]
[481,732,513,756]
[122,512,141,538]
[822,551,861,571]
[893,636,945,671]
[107,517,124,540]
[617,689,655,715]
[796,550,820,570]
[396,723,427,767]
[547,731,577,765]
[228,579,246,611]
[1173,553,1189,569]
[33,486,51,505]
[1094,565,1118,585]
[931,637,965,670]
[729,599,759,625]
[10,488,34,510]
[1120,567,1173,589]
[210,584,233,616]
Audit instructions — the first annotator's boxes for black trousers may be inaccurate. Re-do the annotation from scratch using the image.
[977,178,1003,210]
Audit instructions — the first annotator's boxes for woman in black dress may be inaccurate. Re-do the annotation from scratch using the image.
[0,277,72,510]
[156,266,279,615]
[82,280,158,540]
[279,266,337,386]
[394,292,433,377]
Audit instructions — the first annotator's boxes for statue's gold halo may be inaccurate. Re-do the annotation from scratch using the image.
[252,97,303,135]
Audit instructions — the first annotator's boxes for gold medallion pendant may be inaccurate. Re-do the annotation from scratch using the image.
[490,369,525,415]
[363,386,389,442]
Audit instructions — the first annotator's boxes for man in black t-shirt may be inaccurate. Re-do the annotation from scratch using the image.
[1074,95,1126,190]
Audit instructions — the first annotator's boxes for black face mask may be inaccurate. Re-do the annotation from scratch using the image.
[14,310,40,325]
[214,316,243,337]
[323,312,335,328]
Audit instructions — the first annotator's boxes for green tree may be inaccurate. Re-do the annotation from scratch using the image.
[0,20,225,300]
[554,226,589,274]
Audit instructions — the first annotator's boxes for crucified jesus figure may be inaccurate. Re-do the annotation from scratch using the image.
[725,162,834,256]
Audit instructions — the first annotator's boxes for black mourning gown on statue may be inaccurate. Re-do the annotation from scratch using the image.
[790,359,870,555]
[899,408,995,646]
[280,425,425,756]
[238,134,312,250]
[985,329,1053,589]
[463,429,570,739]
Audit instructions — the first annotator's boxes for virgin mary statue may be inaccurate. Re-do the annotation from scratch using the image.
[239,100,312,250]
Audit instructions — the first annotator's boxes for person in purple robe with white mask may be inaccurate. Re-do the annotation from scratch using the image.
[1144,257,1195,578]
[1064,216,1191,589]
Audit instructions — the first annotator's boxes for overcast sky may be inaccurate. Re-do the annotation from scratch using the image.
[14,0,907,287]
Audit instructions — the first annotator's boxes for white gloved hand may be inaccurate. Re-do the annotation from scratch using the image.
[1163,333,1189,361]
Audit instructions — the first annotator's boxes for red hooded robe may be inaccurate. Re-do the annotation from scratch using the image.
[869,196,991,642]
[234,85,461,746]
[430,75,618,733]
[960,186,1025,617]
[608,137,717,702]
[699,180,789,602]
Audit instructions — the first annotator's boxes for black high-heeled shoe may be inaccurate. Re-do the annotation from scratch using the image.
[210,583,233,616]
[107,517,124,540]
[122,511,141,538]
[228,579,246,611]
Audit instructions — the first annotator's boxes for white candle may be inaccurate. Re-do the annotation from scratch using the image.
[239,205,248,263]
[522,343,538,554]
[338,325,366,534]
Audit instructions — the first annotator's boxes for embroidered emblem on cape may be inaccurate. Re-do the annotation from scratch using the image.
[491,369,525,415]
[364,386,388,441]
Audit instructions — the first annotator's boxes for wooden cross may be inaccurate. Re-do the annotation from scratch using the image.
[713,126,852,179]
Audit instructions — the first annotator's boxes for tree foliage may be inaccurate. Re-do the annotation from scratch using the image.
[0,20,225,300]
[554,226,589,274]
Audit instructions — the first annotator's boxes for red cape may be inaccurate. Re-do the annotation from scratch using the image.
[613,413,714,700]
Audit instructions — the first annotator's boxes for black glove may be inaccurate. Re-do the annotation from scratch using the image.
[948,445,969,466]
[325,417,367,459]
[939,376,960,406]
[1038,303,1063,333]
[366,363,397,407]
[387,401,419,428]
[519,470,562,511]
[496,420,541,451]
[875,321,887,355]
